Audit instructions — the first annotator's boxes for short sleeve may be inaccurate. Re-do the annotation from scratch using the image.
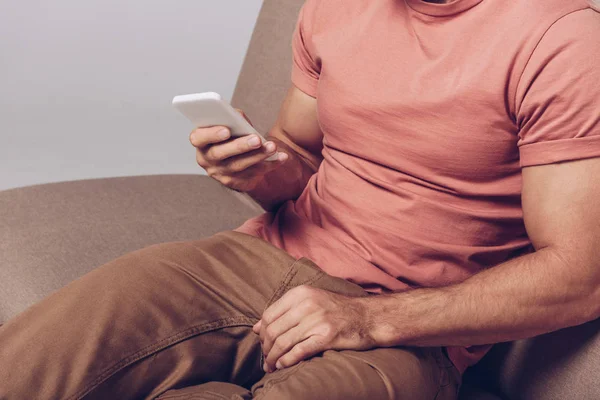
[291,0,321,98]
[516,9,600,168]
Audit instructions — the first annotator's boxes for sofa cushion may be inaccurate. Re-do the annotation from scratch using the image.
[231,0,304,134]
[0,175,262,324]
[466,318,600,399]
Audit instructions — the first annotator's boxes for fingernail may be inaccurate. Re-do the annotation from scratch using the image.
[276,361,283,370]
[265,142,276,153]
[218,129,230,139]
[263,362,269,372]
[278,152,288,162]
[248,136,261,147]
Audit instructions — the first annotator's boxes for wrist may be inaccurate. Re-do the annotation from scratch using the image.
[245,176,284,211]
[246,150,311,211]
[357,295,404,348]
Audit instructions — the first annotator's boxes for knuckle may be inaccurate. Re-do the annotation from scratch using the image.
[302,297,317,309]
[237,137,251,151]
[292,343,308,358]
[273,338,288,352]
[262,312,273,325]
[297,299,314,313]
[196,153,208,168]
[190,129,208,147]
[265,326,277,341]
[227,161,245,174]
[206,148,222,161]
[201,148,213,162]
[321,323,336,338]
[296,285,312,296]
[206,169,219,179]
[219,175,233,187]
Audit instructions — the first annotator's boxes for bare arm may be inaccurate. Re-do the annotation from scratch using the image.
[365,157,600,347]
[255,157,600,372]
[247,86,323,211]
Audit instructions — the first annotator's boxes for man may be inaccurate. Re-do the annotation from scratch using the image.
[1,0,599,399]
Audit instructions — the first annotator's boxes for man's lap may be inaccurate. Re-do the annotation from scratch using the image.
[157,347,460,400]
[0,231,459,399]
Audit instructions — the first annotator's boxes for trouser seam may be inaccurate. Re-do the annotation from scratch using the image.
[284,269,325,292]
[264,260,302,309]
[265,268,326,310]
[68,315,256,400]
[264,258,325,311]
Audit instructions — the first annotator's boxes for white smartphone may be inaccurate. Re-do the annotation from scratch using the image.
[172,92,277,161]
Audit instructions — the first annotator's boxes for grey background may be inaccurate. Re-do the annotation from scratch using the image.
[0,0,263,191]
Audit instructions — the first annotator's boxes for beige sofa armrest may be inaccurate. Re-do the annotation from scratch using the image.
[0,175,261,324]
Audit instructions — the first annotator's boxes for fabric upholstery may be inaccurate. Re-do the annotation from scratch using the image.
[230,0,304,134]
[468,318,600,400]
[0,175,262,324]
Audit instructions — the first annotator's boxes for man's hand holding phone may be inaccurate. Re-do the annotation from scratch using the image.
[190,120,288,193]
[176,89,321,211]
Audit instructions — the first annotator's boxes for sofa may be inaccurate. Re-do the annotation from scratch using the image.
[1,1,598,398]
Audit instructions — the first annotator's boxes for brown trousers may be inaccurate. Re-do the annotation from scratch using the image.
[0,231,460,399]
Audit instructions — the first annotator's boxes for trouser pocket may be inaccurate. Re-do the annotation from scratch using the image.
[264,257,368,311]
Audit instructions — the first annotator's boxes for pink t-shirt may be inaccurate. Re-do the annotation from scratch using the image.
[236,0,600,373]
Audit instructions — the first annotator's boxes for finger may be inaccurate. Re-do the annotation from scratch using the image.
[261,306,303,359]
[253,320,262,334]
[221,142,283,173]
[260,287,312,367]
[190,127,230,148]
[264,150,289,164]
[277,152,289,162]
[274,337,324,371]
[205,135,264,162]
[196,147,207,169]
[263,325,306,372]
[261,286,309,333]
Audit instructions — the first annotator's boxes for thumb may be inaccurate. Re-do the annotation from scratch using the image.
[265,152,288,169]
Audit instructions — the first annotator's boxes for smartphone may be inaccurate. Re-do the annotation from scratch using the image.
[172,92,277,161]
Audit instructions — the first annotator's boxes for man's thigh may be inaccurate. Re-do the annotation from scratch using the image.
[252,258,461,400]
[157,346,460,400]
[251,346,460,400]
[0,231,298,399]
[158,257,461,400]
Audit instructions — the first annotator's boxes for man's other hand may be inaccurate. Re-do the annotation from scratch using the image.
[253,286,376,373]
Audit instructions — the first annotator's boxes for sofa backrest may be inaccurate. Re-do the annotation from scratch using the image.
[231,0,304,135]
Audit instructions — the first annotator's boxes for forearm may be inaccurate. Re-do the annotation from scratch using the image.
[246,136,320,211]
[365,248,600,348]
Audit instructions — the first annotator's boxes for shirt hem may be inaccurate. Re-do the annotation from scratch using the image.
[519,135,600,167]
[291,68,318,98]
